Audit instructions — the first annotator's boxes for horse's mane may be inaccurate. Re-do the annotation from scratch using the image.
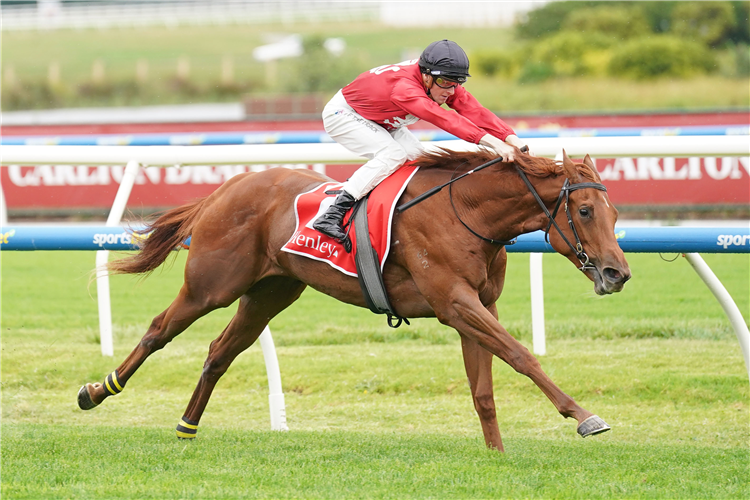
[411,147,600,182]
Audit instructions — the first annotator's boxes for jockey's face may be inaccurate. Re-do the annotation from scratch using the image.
[423,74,457,105]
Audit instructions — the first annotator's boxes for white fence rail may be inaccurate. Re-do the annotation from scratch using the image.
[1,0,536,31]
[1,0,379,31]
[2,135,748,165]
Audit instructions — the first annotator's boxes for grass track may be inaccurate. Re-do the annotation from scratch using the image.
[3,425,747,499]
[2,250,748,498]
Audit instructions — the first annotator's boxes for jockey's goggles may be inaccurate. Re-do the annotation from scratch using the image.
[433,76,462,89]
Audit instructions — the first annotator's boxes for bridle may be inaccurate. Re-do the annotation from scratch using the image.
[397,153,608,272]
[513,166,607,272]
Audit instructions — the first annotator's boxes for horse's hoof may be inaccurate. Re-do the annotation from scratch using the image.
[176,417,198,440]
[77,385,99,410]
[577,415,610,438]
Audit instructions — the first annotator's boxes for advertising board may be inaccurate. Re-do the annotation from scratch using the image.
[2,112,748,214]
[3,156,748,213]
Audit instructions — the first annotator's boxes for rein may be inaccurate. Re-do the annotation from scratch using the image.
[396,156,505,211]
[448,165,517,246]
[397,152,608,272]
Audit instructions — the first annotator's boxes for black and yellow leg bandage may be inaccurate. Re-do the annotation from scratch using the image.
[176,416,199,440]
[103,370,124,396]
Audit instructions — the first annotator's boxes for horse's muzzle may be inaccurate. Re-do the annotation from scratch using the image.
[591,265,631,295]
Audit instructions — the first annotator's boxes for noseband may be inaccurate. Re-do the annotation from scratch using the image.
[513,165,607,272]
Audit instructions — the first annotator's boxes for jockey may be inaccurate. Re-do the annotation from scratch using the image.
[313,39,530,251]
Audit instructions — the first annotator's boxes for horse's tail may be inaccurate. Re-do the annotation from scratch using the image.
[108,197,208,275]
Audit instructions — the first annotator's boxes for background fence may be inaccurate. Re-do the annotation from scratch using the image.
[1,0,540,31]
[1,0,379,31]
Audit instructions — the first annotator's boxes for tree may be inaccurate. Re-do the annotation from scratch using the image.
[671,2,737,47]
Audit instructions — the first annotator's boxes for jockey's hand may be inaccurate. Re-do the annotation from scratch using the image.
[504,134,534,157]
[479,134,516,161]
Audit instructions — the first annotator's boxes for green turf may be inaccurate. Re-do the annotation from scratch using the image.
[1,250,748,498]
[3,250,747,342]
[3,425,747,499]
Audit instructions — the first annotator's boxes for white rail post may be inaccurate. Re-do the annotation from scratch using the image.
[684,253,750,381]
[96,160,140,356]
[259,326,288,431]
[95,251,114,356]
[0,181,8,227]
[530,252,546,355]
[527,151,567,355]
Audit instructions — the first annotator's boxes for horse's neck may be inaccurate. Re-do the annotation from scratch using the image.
[475,168,567,241]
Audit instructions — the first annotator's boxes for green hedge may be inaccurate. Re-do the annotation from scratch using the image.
[516,1,749,47]
[565,5,651,40]
[474,33,722,82]
[503,1,743,82]
[671,2,738,47]
[608,36,717,79]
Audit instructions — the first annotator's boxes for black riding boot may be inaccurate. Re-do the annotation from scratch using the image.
[313,191,356,252]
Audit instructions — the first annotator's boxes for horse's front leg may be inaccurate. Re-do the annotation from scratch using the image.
[440,284,609,438]
[460,307,503,451]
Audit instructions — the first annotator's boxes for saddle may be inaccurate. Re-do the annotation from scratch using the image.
[281,165,419,328]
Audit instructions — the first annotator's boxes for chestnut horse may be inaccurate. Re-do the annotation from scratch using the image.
[78,148,630,452]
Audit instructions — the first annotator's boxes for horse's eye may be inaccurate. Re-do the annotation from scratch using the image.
[579,207,591,218]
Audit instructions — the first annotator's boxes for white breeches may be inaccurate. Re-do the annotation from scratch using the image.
[322,90,425,200]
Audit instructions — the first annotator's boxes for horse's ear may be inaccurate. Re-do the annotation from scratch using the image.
[582,154,602,182]
[562,149,582,183]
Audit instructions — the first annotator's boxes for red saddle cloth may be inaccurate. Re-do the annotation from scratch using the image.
[281,165,419,277]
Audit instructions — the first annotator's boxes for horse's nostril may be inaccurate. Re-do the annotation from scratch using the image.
[603,267,627,283]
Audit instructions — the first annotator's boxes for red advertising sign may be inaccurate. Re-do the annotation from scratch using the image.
[2,156,748,213]
[596,157,749,206]
[2,111,748,214]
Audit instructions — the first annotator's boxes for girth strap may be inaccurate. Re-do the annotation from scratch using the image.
[353,196,410,328]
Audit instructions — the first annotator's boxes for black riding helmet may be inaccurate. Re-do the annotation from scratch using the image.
[418,39,471,83]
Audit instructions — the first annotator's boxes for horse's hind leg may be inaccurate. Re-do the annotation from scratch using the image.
[460,303,503,452]
[77,281,234,410]
[176,276,306,440]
